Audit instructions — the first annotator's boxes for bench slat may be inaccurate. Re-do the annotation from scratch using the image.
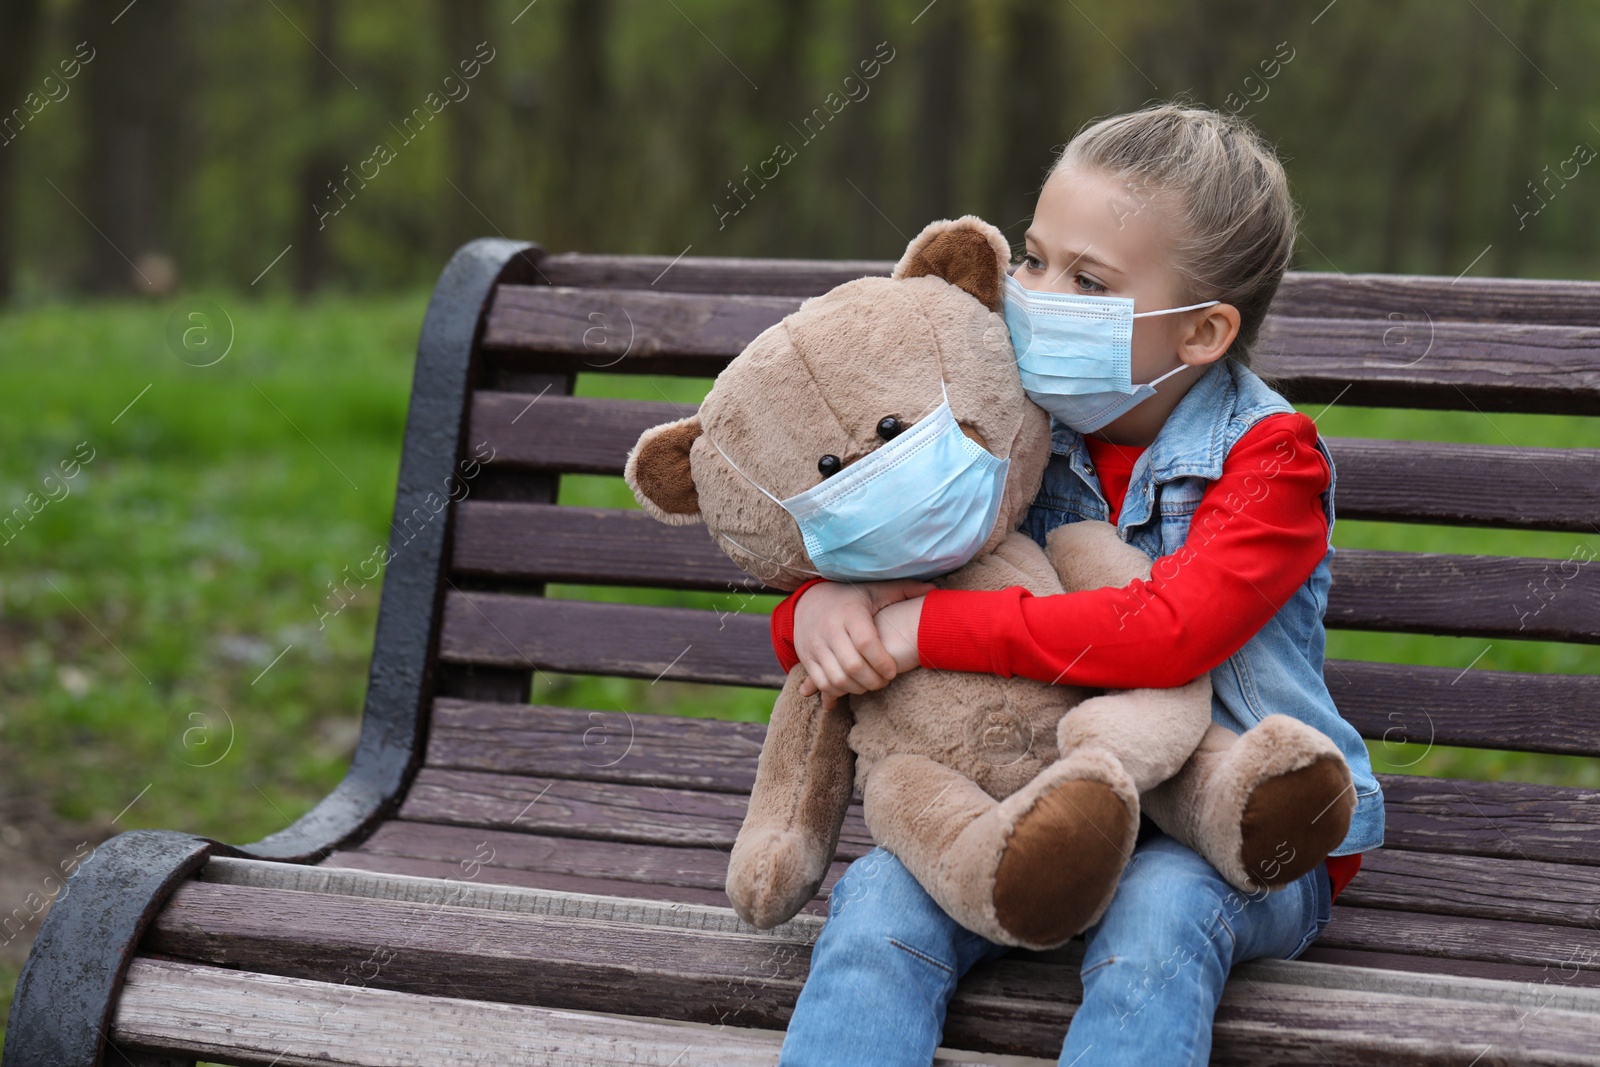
[428,677,1600,790]
[470,392,1600,532]
[386,751,1600,868]
[481,287,1600,413]
[114,958,812,1067]
[132,884,1600,1065]
[1337,848,1600,928]
[396,768,874,857]
[535,255,1600,328]
[321,848,786,912]
[319,842,1600,997]
[350,820,843,904]
[1318,906,1600,977]
[451,502,1599,643]
[436,595,1600,754]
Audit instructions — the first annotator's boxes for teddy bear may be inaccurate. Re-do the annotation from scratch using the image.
[624,215,1356,949]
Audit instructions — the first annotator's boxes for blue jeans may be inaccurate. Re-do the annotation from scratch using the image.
[778,824,1333,1066]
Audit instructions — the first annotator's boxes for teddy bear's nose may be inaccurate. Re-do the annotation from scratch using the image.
[958,422,990,450]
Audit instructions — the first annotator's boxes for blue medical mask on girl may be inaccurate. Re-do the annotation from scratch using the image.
[703,379,1011,582]
[1002,272,1220,434]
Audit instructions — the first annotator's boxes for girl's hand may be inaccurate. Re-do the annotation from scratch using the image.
[873,597,925,677]
[794,579,934,709]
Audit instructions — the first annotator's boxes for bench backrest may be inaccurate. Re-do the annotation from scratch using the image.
[314,240,1597,863]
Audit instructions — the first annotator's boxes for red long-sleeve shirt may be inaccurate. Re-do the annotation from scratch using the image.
[768,411,1363,902]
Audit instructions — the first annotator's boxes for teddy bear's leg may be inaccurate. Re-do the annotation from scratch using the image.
[1045,519,1156,593]
[1056,674,1214,793]
[725,669,857,929]
[1141,718,1357,894]
[860,748,1138,951]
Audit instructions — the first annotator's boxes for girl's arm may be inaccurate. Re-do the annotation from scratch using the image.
[769,576,934,710]
[916,413,1331,689]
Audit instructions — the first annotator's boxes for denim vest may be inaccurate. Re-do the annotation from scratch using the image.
[1020,359,1384,856]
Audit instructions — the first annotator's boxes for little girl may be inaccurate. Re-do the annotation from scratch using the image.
[768,103,1384,1066]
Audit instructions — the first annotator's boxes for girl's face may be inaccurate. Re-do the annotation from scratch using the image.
[1017,162,1238,430]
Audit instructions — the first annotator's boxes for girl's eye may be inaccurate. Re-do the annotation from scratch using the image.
[1074,273,1107,294]
[1022,253,1045,271]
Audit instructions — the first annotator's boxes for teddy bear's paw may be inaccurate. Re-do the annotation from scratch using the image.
[987,753,1140,949]
[1208,715,1356,892]
[725,829,825,930]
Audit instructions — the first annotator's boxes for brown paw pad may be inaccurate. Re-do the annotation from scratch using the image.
[1239,756,1354,889]
[993,779,1134,947]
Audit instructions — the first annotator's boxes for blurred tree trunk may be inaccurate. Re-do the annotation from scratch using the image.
[547,0,610,252]
[758,0,813,252]
[1495,0,1554,278]
[992,0,1059,250]
[438,0,495,253]
[79,0,182,295]
[909,0,964,227]
[294,1,340,294]
[1431,17,1488,274]
[837,2,884,256]
[0,0,42,300]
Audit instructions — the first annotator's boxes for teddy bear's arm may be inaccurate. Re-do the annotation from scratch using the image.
[724,666,857,929]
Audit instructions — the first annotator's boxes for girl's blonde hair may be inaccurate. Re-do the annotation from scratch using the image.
[1048,101,1299,369]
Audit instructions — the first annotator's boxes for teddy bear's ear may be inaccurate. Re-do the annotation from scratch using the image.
[891,214,1013,312]
[624,415,704,525]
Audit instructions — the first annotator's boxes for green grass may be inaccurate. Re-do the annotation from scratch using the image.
[0,296,1595,1031]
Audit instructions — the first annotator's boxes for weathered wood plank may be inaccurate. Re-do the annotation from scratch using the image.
[1318,906,1600,975]
[425,699,771,792]
[266,853,1600,990]
[133,881,1600,1065]
[395,768,875,857]
[436,593,1600,756]
[1380,775,1600,865]
[203,857,819,939]
[451,502,1598,643]
[437,591,784,686]
[426,677,1600,794]
[350,821,754,893]
[531,257,1600,328]
[380,753,1600,870]
[469,392,1600,532]
[113,958,819,1067]
[320,848,784,912]
[1338,848,1600,928]
[1294,944,1600,989]
[478,288,1600,413]
[1324,661,1600,758]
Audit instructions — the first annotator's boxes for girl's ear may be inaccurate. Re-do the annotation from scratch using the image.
[625,415,704,525]
[891,215,1013,312]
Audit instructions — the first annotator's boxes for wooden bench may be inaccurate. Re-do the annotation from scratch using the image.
[7,238,1600,1066]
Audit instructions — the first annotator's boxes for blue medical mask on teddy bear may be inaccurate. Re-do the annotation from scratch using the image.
[1002,272,1219,434]
[705,378,1010,582]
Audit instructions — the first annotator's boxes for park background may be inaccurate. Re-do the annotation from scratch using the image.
[1,0,1597,1032]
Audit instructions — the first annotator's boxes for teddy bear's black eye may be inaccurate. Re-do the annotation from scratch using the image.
[818,454,843,478]
[876,416,903,441]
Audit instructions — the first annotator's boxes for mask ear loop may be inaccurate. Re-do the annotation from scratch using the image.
[699,433,825,579]
[702,433,786,507]
[1130,298,1220,388]
[717,530,824,580]
[1131,299,1221,318]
